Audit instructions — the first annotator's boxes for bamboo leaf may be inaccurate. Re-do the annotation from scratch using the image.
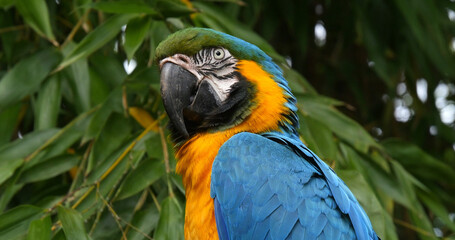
[91,1,160,15]
[89,54,127,89]
[156,0,196,18]
[26,215,52,240]
[154,197,184,240]
[0,49,62,111]
[418,191,455,232]
[125,16,153,60]
[57,206,90,240]
[62,43,91,113]
[302,115,337,162]
[0,103,21,146]
[297,94,378,153]
[83,87,122,142]
[0,129,59,161]
[19,154,80,183]
[383,139,455,183]
[34,75,61,130]
[117,157,165,200]
[0,205,43,240]
[58,14,137,70]
[338,169,397,240]
[126,204,159,240]
[0,0,14,8]
[86,113,131,173]
[0,158,23,185]
[15,0,55,42]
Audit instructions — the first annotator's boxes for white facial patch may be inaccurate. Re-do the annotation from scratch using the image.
[160,48,239,102]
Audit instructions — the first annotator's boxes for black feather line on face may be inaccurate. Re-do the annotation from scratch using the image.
[168,72,256,143]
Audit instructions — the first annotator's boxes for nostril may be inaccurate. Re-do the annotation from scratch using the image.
[178,56,189,64]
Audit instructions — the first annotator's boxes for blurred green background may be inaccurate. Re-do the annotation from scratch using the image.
[0,0,454,239]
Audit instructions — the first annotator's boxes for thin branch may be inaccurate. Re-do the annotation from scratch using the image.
[148,188,161,212]
[0,25,25,34]
[394,218,434,237]
[68,141,93,193]
[71,114,165,209]
[119,218,154,240]
[62,10,90,48]
[159,125,174,198]
[123,190,148,239]
[25,105,101,163]
[98,186,127,240]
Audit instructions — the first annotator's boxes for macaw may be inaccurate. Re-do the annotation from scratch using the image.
[156,28,379,240]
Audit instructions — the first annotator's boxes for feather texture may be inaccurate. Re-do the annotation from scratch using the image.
[211,132,379,239]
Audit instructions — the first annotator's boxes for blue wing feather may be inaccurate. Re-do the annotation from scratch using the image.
[211,132,379,239]
[214,197,230,240]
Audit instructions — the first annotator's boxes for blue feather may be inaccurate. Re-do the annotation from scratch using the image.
[211,132,379,239]
[214,197,230,240]
[269,206,298,239]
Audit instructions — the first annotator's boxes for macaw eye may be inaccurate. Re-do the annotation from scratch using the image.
[213,48,225,60]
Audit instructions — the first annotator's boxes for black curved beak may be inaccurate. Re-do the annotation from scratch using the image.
[160,62,197,139]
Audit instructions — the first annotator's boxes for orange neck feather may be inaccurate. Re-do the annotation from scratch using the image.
[174,60,288,240]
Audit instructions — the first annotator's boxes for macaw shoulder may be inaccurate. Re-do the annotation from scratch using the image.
[210,132,379,240]
[211,132,321,187]
[210,132,356,239]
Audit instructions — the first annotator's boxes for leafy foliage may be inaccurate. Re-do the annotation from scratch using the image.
[0,0,454,239]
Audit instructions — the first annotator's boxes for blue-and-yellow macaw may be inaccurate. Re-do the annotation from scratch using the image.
[156,28,379,240]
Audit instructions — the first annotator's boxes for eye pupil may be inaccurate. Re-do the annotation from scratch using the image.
[213,48,225,59]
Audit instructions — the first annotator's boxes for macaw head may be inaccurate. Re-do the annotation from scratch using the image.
[156,28,298,143]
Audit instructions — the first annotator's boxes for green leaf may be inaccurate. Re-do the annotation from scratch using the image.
[126,204,159,240]
[0,103,20,147]
[58,14,137,70]
[117,157,164,200]
[91,1,160,15]
[0,49,62,111]
[89,53,127,89]
[18,154,80,183]
[57,206,89,240]
[83,87,122,142]
[301,115,337,162]
[156,0,196,18]
[148,21,171,64]
[0,205,43,240]
[0,0,14,8]
[297,94,378,153]
[51,230,66,240]
[419,191,455,232]
[75,143,131,218]
[154,197,184,240]
[26,108,92,168]
[0,128,59,161]
[339,143,413,208]
[283,68,317,94]
[382,139,455,183]
[15,0,55,42]
[89,68,111,106]
[26,216,52,240]
[34,75,61,130]
[125,16,153,60]
[86,113,131,173]
[62,43,91,113]
[337,169,397,240]
[0,158,23,185]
